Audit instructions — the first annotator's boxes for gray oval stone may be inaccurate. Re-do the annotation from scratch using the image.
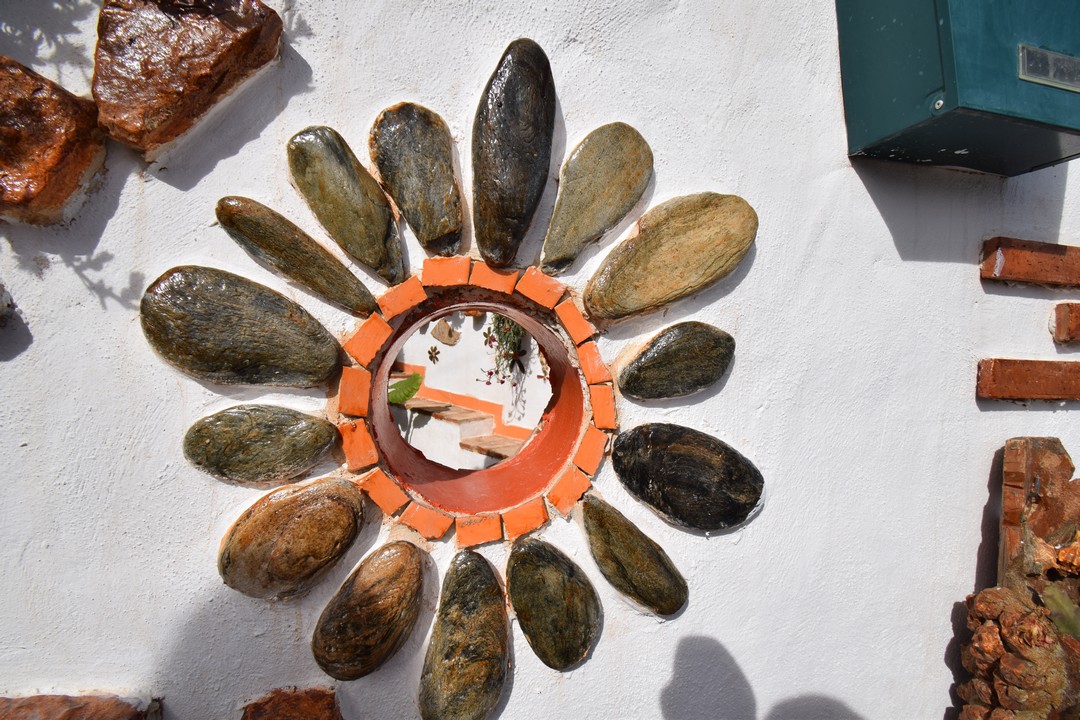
[472,38,555,268]
[216,196,378,316]
[183,404,338,487]
[140,265,340,387]
[612,423,763,531]
[287,125,405,284]
[506,538,600,671]
[581,494,687,616]
[218,478,364,599]
[370,103,462,256]
[584,192,758,321]
[618,322,735,400]
[540,122,652,275]
[312,541,425,680]
[419,550,508,720]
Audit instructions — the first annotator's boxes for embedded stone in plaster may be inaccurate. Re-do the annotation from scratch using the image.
[422,256,472,287]
[618,322,735,400]
[312,541,425,680]
[546,467,591,516]
[419,550,508,720]
[612,423,763,531]
[584,192,757,322]
[183,404,337,486]
[472,38,556,267]
[431,318,461,346]
[1052,303,1080,344]
[216,196,378,316]
[977,358,1080,401]
[0,695,160,720]
[540,122,653,275]
[218,478,364,599]
[0,55,106,225]
[506,537,601,671]
[92,0,282,155]
[288,126,405,284]
[980,237,1080,288]
[370,102,462,256]
[241,688,341,720]
[344,313,393,367]
[140,266,339,387]
[456,514,503,547]
[582,494,687,616]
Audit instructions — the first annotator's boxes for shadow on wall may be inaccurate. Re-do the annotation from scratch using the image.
[661,636,865,720]
[0,0,97,83]
[853,157,1068,264]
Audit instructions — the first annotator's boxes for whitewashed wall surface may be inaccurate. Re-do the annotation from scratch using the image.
[3,1,1080,719]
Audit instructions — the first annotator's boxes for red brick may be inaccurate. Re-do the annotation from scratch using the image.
[339,420,378,470]
[470,262,519,294]
[980,237,1080,288]
[358,468,409,515]
[422,255,471,286]
[337,366,371,417]
[515,266,566,308]
[1053,303,1080,344]
[377,275,427,318]
[589,384,618,430]
[577,341,612,384]
[0,695,153,720]
[977,358,1080,400]
[554,300,596,345]
[574,424,608,475]
[242,688,342,720]
[502,497,549,539]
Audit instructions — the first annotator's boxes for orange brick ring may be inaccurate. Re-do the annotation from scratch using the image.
[336,256,617,546]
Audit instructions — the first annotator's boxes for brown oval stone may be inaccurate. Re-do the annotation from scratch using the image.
[370,103,462,256]
[312,541,425,680]
[581,494,687,615]
[216,196,378,316]
[140,265,340,387]
[618,322,735,400]
[218,478,364,599]
[584,193,757,322]
[540,122,653,275]
[419,550,508,720]
[183,404,338,487]
[288,126,405,284]
[472,38,556,267]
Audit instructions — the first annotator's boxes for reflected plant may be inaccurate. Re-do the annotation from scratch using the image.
[480,314,526,386]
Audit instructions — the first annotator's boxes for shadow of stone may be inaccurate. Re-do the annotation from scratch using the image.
[0,308,33,361]
[763,695,865,720]
[0,0,97,87]
[661,636,755,720]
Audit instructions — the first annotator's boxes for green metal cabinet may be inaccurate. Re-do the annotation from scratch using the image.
[836,0,1080,176]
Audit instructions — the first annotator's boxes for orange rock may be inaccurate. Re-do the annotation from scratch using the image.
[242,688,341,720]
[0,695,154,720]
[0,56,106,225]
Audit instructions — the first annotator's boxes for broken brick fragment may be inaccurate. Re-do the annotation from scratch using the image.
[241,687,342,720]
[0,695,158,720]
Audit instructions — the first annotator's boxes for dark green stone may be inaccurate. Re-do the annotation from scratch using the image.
[612,423,764,531]
[581,494,688,616]
[312,541,425,680]
[140,265,340,387]
[472,38,555,267]
[419,550,508,720]
[216,196,378,315]
[618,322,734,400]
[183,404,338,486]
[506,538,601,671]
[370,103,462,256]
[218,478,364,599]
[540,122,653,275]
[287,126,405,284]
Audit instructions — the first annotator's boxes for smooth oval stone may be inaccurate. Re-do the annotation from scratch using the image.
[540,122,653,275]
[140,265,339,387]
[506,538,600,670]
[472,38,556,267]
[419,550,508,720]
[312,541,425,680]
[183,404,338,486]
[287,126,405,284]
[370,103,462,256]
[584,192,758,321]
[216,196,378,315]
[618,322,735,400]
[581,494,687,616]
[218,478,364,599]
[612,423,763,531]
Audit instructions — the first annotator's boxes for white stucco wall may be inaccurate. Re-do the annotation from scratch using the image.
[2,1,1079,719]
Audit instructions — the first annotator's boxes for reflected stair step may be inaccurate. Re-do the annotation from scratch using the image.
[459,434,524,460]
[404,397,493,424]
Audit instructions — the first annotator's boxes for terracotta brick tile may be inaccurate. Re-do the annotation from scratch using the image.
[554,300,596,345]
[547,467,592,517]
[455,514,503,547]
[377,275,427,319]
[337,366,371,417]
[400,502,453,540]
[422,255,471,287]
[977,358,1080,400]
[980,237,1080,288]
[589,384,617,430]
[577,341,612,384]
[515,266,567,308]
[469,262,519,294]
[502,497,549,539]
[358,468,409,515]
[242,687,342,720]
[343,314,393,367]
[1053,303,1080,344]
[339,420,378,470]
[574,424,608,476]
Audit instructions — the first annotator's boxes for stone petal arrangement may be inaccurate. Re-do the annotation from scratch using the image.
[139,38,764,717]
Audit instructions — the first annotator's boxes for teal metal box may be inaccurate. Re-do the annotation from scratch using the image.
[836,0,1080,176]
